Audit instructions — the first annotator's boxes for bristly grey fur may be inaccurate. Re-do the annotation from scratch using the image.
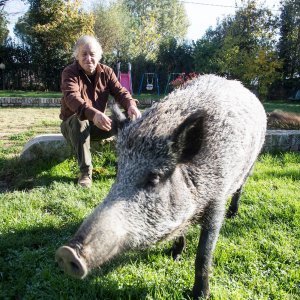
[57,75,267,298]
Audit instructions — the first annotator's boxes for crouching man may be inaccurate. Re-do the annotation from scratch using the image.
[60,35,141,188]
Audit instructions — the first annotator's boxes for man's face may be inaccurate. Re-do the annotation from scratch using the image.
[77,42,100,75]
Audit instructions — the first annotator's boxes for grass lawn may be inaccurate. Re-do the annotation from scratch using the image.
[263,100,300,113]
[0,107,299,299]
[0,90,63,98]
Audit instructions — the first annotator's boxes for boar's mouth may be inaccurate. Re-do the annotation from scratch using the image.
[55,246,88,279]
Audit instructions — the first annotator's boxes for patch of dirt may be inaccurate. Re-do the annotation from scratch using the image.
[0,107,61,147]
[0,107,61,133]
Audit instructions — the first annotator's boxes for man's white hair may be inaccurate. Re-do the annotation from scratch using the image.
[73,35,103,61]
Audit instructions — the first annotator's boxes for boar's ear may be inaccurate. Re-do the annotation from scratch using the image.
[109,100,129,134]
[171,111,205,163]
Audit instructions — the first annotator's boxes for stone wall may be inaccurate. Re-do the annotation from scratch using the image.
[0,97,158,108]
[0,97,61,107]
[263,130,300,152]
[20,130,300,161]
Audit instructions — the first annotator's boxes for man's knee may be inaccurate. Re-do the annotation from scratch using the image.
[61,115,91,142]
[69,116,89,132]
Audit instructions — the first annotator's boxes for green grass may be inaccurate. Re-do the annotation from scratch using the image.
[0,90,63,98]
[0,108,299,299]
[263,100,300,113]
[0,151,299,299]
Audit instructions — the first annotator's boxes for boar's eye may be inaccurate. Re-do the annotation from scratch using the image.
[146,172,160,187]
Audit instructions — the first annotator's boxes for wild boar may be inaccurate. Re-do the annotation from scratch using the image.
[55,75,267,299]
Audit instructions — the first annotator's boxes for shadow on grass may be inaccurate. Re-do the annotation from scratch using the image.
[0,222,178,299]
[0,156,73,191]
[0,155,116,191]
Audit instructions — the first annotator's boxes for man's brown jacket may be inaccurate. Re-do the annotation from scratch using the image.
[60,61,137,121]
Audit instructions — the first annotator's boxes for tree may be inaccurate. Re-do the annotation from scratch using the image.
[157,37,194,73]
[278,0,300,81]
[124,0,189,60]
[93,1,131,63]
[91,0,190,92]
[0,3,8,45]
[193,27,223,74]
[33,0,94,52]
[0,39,32,89]
[0,1,9,6]
[14,0,94,90]
[194,0,281,99]
[156,37,194,93]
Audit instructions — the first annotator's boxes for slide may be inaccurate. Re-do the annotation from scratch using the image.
[117,62,133,94]
[119,73,132,94]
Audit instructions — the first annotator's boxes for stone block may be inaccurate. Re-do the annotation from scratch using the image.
[0,97,61,107]
[20,134,72,161]
[20,134,116,162]
[263,130,300,152]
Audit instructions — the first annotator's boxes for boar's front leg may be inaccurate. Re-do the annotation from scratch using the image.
[192,208,224,299]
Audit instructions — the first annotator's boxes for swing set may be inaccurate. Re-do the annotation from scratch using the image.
[138,73,160,95]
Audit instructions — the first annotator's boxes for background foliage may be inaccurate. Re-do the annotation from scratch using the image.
[0,0,299,99]
[12,0,94,90]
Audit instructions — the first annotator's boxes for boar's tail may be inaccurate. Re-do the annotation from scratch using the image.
[109,99,129,134]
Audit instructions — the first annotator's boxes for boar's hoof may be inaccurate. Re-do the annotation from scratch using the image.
[170,235,186,260]
[55,246,88,279]
[226,209,238,219]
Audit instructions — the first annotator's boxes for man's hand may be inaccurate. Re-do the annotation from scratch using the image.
[93,111,112,131]
[128,105,142,120]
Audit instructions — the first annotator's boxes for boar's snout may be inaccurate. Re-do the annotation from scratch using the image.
[55,246,88,279]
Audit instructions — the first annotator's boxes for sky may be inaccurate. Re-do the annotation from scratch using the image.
[4,0,281,42]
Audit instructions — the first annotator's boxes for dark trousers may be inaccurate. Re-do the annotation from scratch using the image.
[61,114,113,174]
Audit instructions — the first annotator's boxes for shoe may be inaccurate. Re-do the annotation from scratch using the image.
[78,172,92,188]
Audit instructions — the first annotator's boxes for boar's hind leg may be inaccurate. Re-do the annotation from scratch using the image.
[192,209,224,299]
[170,235,186,260]
[226,186,243,218]
[226,164,254,218]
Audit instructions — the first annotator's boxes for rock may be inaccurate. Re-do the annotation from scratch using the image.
[20,134,71,161]
[20,134,116,162]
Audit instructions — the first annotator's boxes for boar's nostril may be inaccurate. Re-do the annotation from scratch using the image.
[70,261,80,272]
[55,246,88,279]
